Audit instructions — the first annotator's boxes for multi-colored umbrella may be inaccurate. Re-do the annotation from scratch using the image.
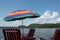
[4,10,40,21]
[4,10,40,34]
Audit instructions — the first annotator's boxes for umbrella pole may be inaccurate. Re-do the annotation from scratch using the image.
[22,20,24,35]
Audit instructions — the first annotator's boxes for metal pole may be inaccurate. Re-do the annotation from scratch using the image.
[22,20,24,40]
[22,20,24,35]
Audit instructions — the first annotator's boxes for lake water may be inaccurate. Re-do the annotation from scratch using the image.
[0,28,56,40]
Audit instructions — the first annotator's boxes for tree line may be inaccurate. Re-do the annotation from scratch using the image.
[0,23,60,28]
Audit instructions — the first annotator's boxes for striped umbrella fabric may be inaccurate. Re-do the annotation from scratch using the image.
[4,10,40,21]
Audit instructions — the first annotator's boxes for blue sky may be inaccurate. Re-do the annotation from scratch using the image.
[0,0,60,17]
[0,0,60,27]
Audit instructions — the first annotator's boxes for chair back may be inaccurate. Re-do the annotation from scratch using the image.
[53,29,60,40]
[2,28,21,40]
[27,28,35,37]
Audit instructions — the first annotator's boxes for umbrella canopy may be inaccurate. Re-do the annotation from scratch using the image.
[4,10,40,21]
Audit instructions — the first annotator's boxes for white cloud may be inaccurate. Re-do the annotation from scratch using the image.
[57,18,60,21]
[51,12,58,18]
[33,10,60,24]
[56,18,60,23]
[0,17,2,20]
[0,18,22,27]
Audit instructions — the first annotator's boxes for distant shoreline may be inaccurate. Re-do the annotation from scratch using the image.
[0,23,60,28]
